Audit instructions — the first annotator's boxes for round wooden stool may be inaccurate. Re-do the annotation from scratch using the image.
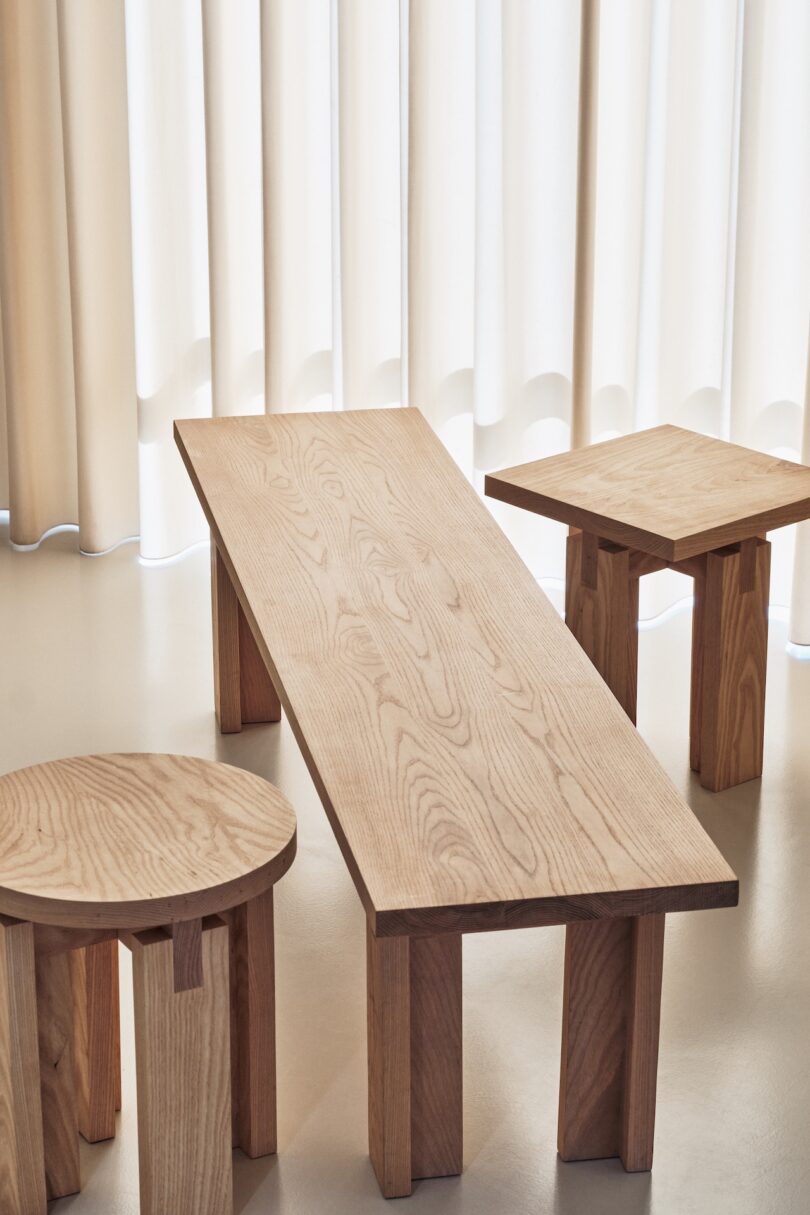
[0,753,296,1215]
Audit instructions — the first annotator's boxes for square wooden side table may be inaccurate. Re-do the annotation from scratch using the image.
[486,424,810,792]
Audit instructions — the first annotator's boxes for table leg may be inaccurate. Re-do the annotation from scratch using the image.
[131,920,232,1215]
[35,951,80,1199]
[71,940,119,1143]
[565,531,639,722]
[0,915,47,1215]
[558,914,664,1172]
[367,927,462,1198]
[211,541,281,733]
[692,537,770,791]
[229,888,277,1158]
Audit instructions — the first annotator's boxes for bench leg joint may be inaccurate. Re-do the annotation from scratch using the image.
[558,914,665,1172]
[367,927,462,1198]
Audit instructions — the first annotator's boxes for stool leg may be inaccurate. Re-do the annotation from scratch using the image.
[693,538,770,792]
[558,915,664,1172]
[35,952,80,1199]
[367,927,462,1198]
[565,532,639,722]
[131,920,232,1215]
[71,940,119,1142]
[0,915,47,1215]
[230,887,276,1158]
[212,541,281,733]
[689,567,706,774]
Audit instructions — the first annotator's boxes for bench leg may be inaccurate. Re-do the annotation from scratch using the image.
[131,920,232,1215]
[565,532,639,722]
[691,538,770,792]
[558,914,664,1172]
[35,952,80,1200]
[212,541,281,733]
[0,915,47,1215]
[367,928,462,1198]
[70,940,119,1143]
[229,887,276,1158]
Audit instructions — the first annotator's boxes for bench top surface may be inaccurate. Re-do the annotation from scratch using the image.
[486,424,810,562]
[176,409,736,935]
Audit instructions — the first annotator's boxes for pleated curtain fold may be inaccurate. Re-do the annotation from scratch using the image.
[0,0,808,633]
[0,0,138,555]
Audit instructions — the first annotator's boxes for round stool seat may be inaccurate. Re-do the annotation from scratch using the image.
[0,753,296,930]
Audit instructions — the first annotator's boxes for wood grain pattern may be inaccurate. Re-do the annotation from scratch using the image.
[690,568,706,774]
[558,914,664,1171]
[239,595,282,725]
[367,931,411,1198]
[170,918,203,993]
[33,925,117,958]
[558,919,630,1162]
[622,915,665,1171]
[486,424,810,562]
[131,919,232,1215]
[212,543,282,732]
[113,948,122,1113]
[211,540,242,733]
[697,540,770,792]
[35,950,80,1199]
[409,934,463,1181]
[175,410,737,936]
[0,753,296,929]
[367,928,462,1197]
[229,888,277,1158]
[0,915,47,1215]
[71,941,117,1143]
[565,532,639,722]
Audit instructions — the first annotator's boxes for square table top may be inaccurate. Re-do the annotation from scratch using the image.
[485,424,810,562]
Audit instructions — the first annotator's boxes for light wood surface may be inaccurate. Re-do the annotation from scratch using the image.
[35,950,80,1199]
[565,532,639,721]
[211,540,243,733]
[622,915,665,1171]
[689,559,708,774]
[486,425,810,562]
[176,409,736,936]
[212,543,281,733]
[0,914,47,1215]
[229,888,277,1158]
[0,753,296,929]
[367,931,411,1198]
[238,580,283,725]
[70,940,118,1143]
[558,914,664,1170]
[170,919,204,993]
[131,918,232,1215]
[367,928,463,1198]
[696,540,770,791]
[409,934,463,1182]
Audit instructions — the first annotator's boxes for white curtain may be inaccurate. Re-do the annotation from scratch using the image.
[0,1,808,630]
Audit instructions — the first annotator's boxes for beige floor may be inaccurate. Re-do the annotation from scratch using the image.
[2,520,809,1215]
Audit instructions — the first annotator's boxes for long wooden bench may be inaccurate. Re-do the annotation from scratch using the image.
[175,407,738,1198]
